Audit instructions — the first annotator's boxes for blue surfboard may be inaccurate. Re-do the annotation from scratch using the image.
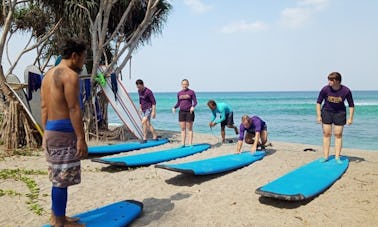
[88,138,169,155]
[41,200,142,227]
[255,155,349,201]
[155,151,266,175]
[92,143,211,167]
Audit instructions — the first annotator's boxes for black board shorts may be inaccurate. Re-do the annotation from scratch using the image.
[321,109,346,126]
[179,110,195,122]
[220,112,235,127]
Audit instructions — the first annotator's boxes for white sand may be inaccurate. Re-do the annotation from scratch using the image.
[0,131,377,226]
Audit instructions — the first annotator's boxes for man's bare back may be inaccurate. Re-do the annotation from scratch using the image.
[41,66,80,121]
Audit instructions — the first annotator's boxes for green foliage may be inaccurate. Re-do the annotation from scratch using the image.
[0,168,48,215]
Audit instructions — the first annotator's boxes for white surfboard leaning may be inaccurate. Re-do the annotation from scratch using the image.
[101,75,143,140]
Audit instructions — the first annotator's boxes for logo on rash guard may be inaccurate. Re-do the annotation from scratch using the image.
[179,94,191,100]
[327,96,342,103]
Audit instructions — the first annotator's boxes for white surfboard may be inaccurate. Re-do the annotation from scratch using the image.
[24,65,42,126]
[4,81,43,137]
[101,75,143,140]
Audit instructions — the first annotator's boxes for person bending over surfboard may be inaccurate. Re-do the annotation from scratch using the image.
[236,115,268,153]
[41,38,88,227]
[207,100,239,143]
[316,72,354,164]
[172,79,197,147]
[136,79,158,142]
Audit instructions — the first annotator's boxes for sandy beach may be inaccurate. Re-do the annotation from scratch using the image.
[0,130,377,227]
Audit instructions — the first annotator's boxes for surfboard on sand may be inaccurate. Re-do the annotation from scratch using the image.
[88,138,169,155]
[255,155,349,201]
[102,75,143,140]
[92,143,211,167]
[156,151,266,175]
[41,200,143,227]
[24,65,43,127]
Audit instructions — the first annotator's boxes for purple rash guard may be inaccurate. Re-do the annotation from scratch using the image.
[138,87,156,112]
[174,89,197,111]
[317,85,354,112]
[238,116,266,141]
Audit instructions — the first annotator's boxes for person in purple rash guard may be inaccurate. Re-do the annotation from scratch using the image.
[236,115,268,153]
[172,79,197,147]
[316,72,355,164]
[136,79,158,142]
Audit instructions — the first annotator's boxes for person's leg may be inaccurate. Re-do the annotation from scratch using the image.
[146,119,158,139]
[260,130,268,146]
[244,132,255,144]
[187,121,193,146]
[51,186,68,226]
[321,124,332,162]
[221,125,226,143]
[141,117,148,141]
[180,121,186,147]
[334,125,344,162]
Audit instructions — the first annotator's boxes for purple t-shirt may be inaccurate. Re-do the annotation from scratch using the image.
[317,85,354,112]
[174,89,197,111]
[138,87,156,112]
[238,116,266,141]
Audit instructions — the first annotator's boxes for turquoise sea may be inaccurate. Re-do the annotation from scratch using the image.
[108,90,378,151]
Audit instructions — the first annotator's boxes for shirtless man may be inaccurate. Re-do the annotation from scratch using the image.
[41,38,88,227]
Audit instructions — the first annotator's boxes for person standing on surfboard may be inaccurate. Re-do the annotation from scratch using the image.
[236,115,268,153]
[316,72,354,164]
[136,79,158,142]
[172,79,197,147]
[41,38,88,227]
[207,100,239,143]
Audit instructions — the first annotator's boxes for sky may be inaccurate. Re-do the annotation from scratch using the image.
[5,0,378,92]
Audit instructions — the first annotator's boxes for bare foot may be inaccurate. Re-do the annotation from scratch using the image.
[53,216,85,227]
[50,213,81,226]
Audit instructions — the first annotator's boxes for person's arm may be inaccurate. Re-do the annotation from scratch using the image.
[63,73,88,158]
[41,84,47,130]
[236,140,243,154]
[346,90,354,125]
[150,91,157,119]
[172,93,180,113]
[215,107,226,124]
[251,132,260,152]
[316,89,325,123]
[347,107,354,125]
[316,103,322,123]
[190,90,197,113]
[236,124,245,153]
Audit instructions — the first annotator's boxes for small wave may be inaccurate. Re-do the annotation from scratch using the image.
[355,102,378,106]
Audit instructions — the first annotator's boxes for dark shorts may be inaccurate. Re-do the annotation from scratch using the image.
[321,109,346,126]
[179,110,195,122]
[220,112,235,127]
[245,125,268,144]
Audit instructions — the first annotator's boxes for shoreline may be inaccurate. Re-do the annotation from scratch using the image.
[1,130,377,226]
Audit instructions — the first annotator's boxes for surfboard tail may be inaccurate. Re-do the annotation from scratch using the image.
[255,187,306,201]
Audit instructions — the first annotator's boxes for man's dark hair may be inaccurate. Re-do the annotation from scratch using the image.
[61,38,87,59]
[207,99,216,107]
[136,79,144,85]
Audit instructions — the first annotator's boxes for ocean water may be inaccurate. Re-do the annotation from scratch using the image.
[108,90,378,151]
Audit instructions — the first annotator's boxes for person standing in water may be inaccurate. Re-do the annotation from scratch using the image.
[172,79,197,147]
